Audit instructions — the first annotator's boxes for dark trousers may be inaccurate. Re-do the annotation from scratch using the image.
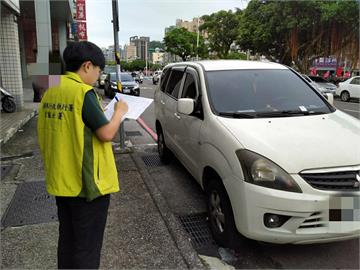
[55,195,110,269]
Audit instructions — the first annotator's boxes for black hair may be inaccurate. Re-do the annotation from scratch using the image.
[63,41,105,72]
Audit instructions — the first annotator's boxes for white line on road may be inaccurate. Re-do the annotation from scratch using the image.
[342,109,360,113]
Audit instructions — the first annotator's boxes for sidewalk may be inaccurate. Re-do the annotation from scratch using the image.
[0,88,205,269]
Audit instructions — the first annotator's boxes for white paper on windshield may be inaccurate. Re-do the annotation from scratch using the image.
[104,93,153,121]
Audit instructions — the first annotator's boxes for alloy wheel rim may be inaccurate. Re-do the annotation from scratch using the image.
[210,191,225,233]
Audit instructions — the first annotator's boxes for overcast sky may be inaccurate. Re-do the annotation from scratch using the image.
[86,0,249,48]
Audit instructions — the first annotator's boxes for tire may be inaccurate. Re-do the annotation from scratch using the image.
[340,91,350,102]
[104,81,110,97]
[2,97,16,113]
[157,127,172,164]
[206,179,243,249]
[109,90,115,99]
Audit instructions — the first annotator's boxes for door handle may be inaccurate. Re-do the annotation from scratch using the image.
[174,112,181,120]
[160,100,165,105]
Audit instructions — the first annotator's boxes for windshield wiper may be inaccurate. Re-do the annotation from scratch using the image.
[256,110,327,117]
[218,111,256,118]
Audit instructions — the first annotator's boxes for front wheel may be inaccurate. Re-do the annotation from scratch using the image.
[206,179,243,248]
[2,97,16,113]
[340,91,350,102]
[157,128,172,164]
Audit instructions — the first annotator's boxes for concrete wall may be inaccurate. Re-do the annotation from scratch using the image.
[0,5,23,110]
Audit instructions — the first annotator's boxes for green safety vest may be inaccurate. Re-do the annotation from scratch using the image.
[37,72,119,201]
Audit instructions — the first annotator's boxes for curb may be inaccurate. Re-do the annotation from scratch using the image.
[130,153,206,270]
[0,109,37,145]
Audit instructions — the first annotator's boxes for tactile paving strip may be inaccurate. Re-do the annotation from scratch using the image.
[178,213,215,249]
[141,154,163,167]
[1,181,57,227]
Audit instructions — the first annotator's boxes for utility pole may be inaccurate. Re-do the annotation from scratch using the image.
[112,0,125,150]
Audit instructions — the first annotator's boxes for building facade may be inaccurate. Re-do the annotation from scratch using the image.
[124,43,137,61]
[0,0,74,111]
[129,36,150,61]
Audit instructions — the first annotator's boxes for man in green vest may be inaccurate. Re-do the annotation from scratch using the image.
[38,41,128,269]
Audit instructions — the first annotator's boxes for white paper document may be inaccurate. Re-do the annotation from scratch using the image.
[104,93,153,121]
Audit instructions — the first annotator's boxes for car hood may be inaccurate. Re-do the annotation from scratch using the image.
[216,110,360,173]
[316,82,336,89]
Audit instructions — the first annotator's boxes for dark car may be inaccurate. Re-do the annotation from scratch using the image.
[104,72,140,98]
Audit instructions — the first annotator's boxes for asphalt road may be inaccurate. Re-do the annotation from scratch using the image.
[334,98,360,119]
[133,80,360,269]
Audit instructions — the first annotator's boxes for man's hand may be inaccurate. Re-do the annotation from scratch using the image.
[114,99,128,116]
[95,99,129,142]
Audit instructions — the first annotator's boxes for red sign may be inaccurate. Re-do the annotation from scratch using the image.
[77,21,87,40]
[76,0,86,21]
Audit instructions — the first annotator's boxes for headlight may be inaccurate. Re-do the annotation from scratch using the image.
[236,149,302,193]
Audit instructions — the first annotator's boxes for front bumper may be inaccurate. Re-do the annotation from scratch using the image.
[111,85,139,96]
[228,175,360,244]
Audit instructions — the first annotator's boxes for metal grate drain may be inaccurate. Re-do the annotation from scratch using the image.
[125,131,142,137]
[1,165,13,181]
[178,213,215,249]
[141,154,163,167]
[1,181,57,228]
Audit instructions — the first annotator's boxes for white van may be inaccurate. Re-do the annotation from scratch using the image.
[154,60,360,246]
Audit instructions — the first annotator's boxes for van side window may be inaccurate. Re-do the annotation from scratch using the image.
[160,69,171,92]
[181,73,197,99]
[165,70,184,98]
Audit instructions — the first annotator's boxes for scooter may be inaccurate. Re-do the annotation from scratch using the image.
[1,86,16,113]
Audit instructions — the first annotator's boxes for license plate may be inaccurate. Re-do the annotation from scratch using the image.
[122,89,130,93]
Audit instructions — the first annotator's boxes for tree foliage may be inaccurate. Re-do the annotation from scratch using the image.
[237,0,359,72]
[200,10,241,58]
[148,40,164,51]
[164,27,208,61]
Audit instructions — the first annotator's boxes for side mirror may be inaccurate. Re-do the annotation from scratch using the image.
[324,93,334,105]
[177,98,194,115]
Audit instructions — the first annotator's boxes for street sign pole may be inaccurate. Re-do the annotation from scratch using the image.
[112,0,125,150]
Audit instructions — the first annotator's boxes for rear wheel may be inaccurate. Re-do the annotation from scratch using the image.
[157,127,172,164]
[340,91,350,102]
[206,179,243,248]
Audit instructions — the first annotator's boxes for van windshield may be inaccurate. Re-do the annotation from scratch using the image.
[205,69,333,118]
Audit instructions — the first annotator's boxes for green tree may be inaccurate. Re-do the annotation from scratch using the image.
[164,27,207,61]
[237,0,359,72]
[200,10,241,58]
[148,40,164,51]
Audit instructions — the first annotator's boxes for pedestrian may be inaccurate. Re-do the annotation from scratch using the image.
[37,41,128,269]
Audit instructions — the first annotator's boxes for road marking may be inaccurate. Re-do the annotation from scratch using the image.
[137,117,158,142]
[342,109,360,113]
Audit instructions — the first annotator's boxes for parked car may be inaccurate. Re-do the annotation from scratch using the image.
[301,74,321,91]
[154,60,360,247]
[308,75,337,95]
[104,72,140,98]
[152,70,162,84]
[98,65,116,88]
[336,76,360,102]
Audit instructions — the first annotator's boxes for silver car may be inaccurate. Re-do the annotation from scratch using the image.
[308,75,337,95]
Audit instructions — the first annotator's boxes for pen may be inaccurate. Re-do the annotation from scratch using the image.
[115,96,119,102]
